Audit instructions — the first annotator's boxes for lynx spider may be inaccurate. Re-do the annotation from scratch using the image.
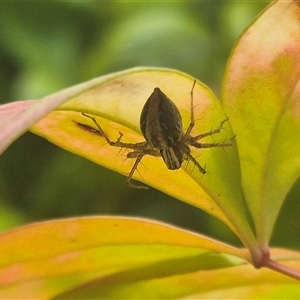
[82,80,234,189]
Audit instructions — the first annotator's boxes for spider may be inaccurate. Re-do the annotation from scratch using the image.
[82,80,234,189]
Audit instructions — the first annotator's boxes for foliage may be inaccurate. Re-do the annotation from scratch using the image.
[1,1,300,298]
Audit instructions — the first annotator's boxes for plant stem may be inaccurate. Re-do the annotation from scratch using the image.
[264,257,300,281]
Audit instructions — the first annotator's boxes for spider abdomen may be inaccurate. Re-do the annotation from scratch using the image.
[140,88,183,150]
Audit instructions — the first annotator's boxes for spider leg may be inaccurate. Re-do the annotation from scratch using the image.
[185,151,206,174]
[185,79,197,136]
[190,139,234,149]
[82,113,152,189]
[126,151,149,189]
[127,149,160,159]
[191,117,229,141]
[177,141,206,174]
[82,113,144,150]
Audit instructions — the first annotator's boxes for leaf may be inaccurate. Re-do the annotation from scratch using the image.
[0,69,134,155]
[30,67,257,249]
[222,0,300,247]
[0,217,298,299]
[56,250,300,299]
[0,100,35,153]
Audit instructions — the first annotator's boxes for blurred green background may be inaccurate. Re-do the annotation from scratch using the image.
[1,1,299,250]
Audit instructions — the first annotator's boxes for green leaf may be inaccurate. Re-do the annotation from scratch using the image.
[56,249,300,300]
[30,67,256,250]
[222,1,300,247]
[0,217,299,299]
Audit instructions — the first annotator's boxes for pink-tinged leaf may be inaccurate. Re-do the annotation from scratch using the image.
[0,217,249,299]
[222,0,300,248]
[1,217,299,299]
[30,67,257,251]
[56,249,300,299]
[0,70,136,155]
[0,100,35,149]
